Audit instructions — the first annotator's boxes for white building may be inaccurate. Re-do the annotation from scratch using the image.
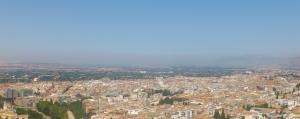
[171,110,193,119]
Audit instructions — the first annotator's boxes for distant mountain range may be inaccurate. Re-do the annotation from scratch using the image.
[287,57,300,68]
[207,55,300,69]
[1,56,300,69]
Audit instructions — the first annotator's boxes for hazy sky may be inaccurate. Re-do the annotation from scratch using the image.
[0,1,299,65]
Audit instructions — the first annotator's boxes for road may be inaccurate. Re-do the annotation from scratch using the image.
[67,110,75,119]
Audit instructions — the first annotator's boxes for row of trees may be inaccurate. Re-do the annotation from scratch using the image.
[145,89,184,98]
[159,97,187,105]
[213,109,230,119]
[0,96,4,108]
[145,89,173,98]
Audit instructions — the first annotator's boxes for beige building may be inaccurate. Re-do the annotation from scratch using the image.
[0,110,28,119]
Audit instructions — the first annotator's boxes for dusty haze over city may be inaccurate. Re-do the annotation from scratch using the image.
[0,1,300,119]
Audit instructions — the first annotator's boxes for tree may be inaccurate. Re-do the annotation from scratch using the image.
[293,88,296,93]
[243,105,253,111]
[273,87,277,92]
[0,96,4,109]
[275,92,280,99]
[213,109,220,119]
[162,89,172,96]
[16,108,27,115]
[220,109,225,119]
[28,110,43,119]
[159,97,174,105]
[296,83,300,89]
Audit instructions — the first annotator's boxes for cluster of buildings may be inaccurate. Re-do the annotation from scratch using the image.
[1,70,300,119]
[0,102,28,119]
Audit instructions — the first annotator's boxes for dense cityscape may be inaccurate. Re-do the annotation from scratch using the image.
[1,64,300,119]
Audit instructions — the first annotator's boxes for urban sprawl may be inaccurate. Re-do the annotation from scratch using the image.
[1,65,300,119]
